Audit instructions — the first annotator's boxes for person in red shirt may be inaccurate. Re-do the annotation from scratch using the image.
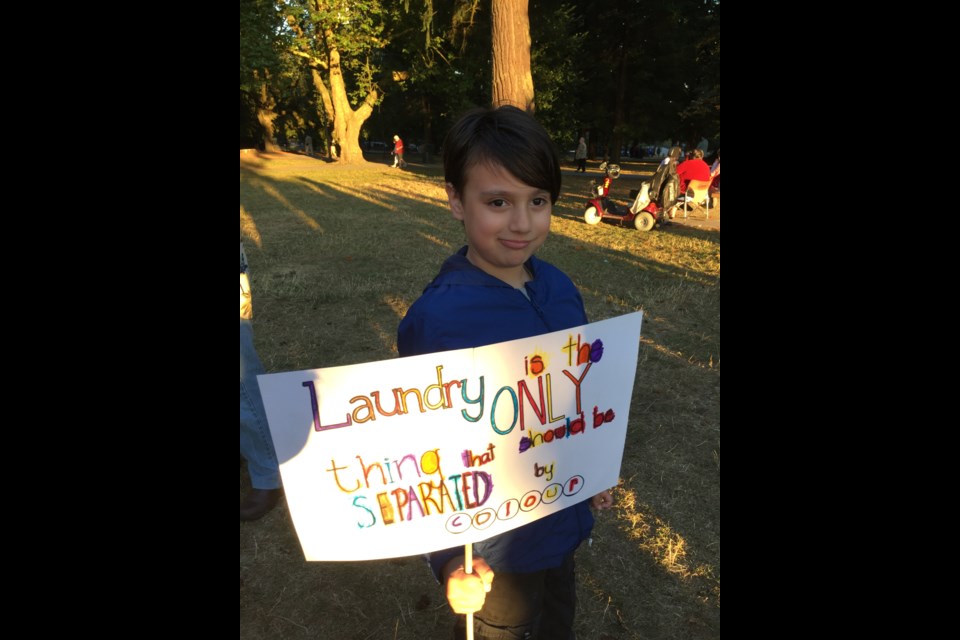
[676,148,711,195]
[392,134,407,168]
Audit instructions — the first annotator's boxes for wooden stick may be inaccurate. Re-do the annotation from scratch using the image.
[464,543,474,640]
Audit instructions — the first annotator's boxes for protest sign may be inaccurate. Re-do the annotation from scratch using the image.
[259,311,642,561]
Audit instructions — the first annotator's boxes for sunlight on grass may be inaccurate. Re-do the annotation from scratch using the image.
[617,487,718,595]
[416,231,453,250]
[644,336,721,371]
[369,319,399,354]
[547,223,720,285]
[240,205,261,248]
[323,181,399,212]
[245,174,325,233]
[240,153,720,639]
[576,282,645,313]
[383,295,412,321]
[375,181,449,208]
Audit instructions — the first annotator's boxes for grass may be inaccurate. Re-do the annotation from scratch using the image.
[240,151,720,639]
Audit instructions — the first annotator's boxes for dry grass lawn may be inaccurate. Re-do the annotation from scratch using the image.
[240,151,720,640]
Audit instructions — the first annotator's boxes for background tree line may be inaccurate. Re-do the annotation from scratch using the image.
[240,0,720,163]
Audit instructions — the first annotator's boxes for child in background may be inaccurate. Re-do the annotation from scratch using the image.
[397,105,614,640]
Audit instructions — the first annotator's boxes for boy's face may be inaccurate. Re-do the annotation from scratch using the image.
[446,162,551,286]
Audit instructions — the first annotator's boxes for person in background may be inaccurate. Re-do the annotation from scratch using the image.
[676,148,711,197]
[575,136,587,172]
[397,105,614,640]
[710,149,720,189]
[392,134,407,168]
[240,239,282,521]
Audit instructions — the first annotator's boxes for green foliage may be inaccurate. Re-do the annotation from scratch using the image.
[531,2,587,146]
[562,0,721,154]
[240,0,720,155]
[239,0,285,91]
[364,0,490,147]
[284,0,394,108]
[240,0,289,146]
[678,1,720,144]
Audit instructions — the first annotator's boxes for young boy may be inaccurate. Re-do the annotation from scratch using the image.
[397,105,614,640]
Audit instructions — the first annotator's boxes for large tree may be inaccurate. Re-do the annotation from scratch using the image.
[491,0,535,111]
[240,0,288,150]
[240,0,719,157]
[284,1,400,163]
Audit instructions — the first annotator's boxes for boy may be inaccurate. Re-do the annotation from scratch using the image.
[397,105,614,640]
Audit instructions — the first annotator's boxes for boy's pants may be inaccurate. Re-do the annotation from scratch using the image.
[454,552,577,640]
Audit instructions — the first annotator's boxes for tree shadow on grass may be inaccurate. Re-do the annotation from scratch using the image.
[240,154,719,640]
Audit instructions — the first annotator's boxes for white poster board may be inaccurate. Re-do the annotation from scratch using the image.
[259,312,642,561]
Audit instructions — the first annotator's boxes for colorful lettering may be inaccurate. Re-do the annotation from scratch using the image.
[533,461,555,482]
[461,443,496,467]
[353,495,376,528]
[491,385,518,435]
[561,362,592,414]
[303,380,352,432]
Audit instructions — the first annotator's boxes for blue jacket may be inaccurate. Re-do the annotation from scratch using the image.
[398,246,595,579]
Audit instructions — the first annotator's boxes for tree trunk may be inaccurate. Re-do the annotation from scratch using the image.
[256,77,280,152]
[308,29,378,164]
[491,0,535,112]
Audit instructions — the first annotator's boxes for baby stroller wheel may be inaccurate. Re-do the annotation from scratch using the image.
[633,211,655,232]
[584,205,602,225]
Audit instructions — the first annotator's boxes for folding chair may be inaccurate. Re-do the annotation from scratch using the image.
[683,179,713,220]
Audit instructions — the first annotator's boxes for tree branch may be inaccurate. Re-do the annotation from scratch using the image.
[290,49,328,70]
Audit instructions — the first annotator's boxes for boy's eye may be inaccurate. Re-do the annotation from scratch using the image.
[489,199,507,207]
[532,197,547,206]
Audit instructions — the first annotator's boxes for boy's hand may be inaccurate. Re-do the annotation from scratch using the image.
[591,490,614,510]
[443,557,495,614]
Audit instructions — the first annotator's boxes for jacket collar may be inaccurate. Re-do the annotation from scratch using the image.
[434,245,541,288]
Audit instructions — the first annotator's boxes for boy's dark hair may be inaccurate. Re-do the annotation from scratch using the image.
[443,105,561,204]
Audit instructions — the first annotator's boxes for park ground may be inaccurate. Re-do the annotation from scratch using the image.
[240,151,720,640]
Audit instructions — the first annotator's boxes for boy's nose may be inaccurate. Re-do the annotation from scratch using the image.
[510,206,533,232]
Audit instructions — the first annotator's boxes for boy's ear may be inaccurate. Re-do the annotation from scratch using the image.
[445,183,465,221]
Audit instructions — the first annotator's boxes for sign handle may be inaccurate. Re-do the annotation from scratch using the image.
[464,543,474,640]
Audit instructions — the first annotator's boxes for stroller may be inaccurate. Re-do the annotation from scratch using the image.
[627,146,683,228]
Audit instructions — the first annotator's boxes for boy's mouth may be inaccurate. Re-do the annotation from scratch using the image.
[500,239,530,250]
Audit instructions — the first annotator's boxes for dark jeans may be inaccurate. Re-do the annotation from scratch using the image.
[453,553,577,640]
[576,159,586,172]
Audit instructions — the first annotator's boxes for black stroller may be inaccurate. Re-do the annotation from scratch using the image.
[627,146,682,224]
